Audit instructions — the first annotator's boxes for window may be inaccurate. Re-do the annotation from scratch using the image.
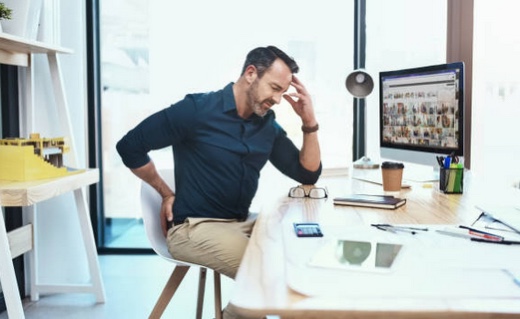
[93,0,520,252]
[472,0,520,186]
[100,0,354,248]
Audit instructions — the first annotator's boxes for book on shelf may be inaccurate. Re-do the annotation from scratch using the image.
[333,194,407,210]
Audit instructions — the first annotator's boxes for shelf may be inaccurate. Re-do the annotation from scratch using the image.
[0,169,99,207]
[0,32,72,67]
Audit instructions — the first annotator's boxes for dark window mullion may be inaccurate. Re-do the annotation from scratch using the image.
[0,64,26,308]
[353,0,367,161]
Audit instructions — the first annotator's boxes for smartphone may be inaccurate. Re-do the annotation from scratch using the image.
[293,222,323,237]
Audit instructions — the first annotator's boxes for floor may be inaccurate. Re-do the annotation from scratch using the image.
[0,254,235,319]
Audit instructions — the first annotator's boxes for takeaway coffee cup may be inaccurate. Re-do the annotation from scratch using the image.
[381,161,405,191]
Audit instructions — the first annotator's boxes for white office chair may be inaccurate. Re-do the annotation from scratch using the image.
[140,168,222,319]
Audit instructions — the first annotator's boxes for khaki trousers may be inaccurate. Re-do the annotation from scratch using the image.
[166,214,256,279]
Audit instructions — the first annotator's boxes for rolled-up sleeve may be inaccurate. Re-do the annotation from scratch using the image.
[116,97,196,169]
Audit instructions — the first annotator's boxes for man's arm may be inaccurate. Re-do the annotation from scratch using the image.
[283,75,321,172]
[131,161,175,236]
[299,124,321,172]
[116,100,197,235]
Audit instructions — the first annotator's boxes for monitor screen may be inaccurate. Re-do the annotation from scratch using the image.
[379,62,464,169]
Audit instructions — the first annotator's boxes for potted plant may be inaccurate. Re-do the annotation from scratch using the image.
[0,2,12,20]
[1,0,43,39]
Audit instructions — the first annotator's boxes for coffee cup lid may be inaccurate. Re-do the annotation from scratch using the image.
[381,161,404,169]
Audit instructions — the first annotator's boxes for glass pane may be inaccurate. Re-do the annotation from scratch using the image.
[472,0,520,186]
[100,0,151,248]
[100,1,353,248]
[365,0,447,162]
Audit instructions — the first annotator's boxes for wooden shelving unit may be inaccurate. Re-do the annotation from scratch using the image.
[0,33,105,319]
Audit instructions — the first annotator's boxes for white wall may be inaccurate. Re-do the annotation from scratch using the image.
[23,0,90,287]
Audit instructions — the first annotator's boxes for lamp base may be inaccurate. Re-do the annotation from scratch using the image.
[353,156,380,169]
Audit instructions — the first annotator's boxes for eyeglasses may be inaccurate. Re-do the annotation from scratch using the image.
[288,186,328,199]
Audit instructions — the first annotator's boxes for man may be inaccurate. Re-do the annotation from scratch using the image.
[116,45,321,280]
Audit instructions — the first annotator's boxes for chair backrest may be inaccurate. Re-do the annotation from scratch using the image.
[140,168,175,259]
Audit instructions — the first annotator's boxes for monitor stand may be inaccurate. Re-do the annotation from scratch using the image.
[402,164,440,182]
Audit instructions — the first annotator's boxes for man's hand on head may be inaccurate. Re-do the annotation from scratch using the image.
[283,75,317,127]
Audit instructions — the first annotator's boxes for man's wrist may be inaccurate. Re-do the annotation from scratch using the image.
[301,123,319,134]
[162,193,175,200]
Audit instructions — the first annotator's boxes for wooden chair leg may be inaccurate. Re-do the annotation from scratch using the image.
[214,271,223,319]
[149,265,190,319]
[195,268,207,319]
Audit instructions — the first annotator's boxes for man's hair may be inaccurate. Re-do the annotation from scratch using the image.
[241,46,299,77]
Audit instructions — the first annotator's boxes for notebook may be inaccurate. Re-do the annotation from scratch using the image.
[334,194,407,209]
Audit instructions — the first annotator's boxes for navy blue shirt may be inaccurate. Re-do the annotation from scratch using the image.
[116,83,321,224]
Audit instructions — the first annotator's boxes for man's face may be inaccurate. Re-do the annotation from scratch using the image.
[246,59,293,117]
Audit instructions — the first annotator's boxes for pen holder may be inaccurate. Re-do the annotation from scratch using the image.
[439,167,463,194]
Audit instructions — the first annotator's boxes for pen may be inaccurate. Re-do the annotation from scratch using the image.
[437,228,520,244]
[388,227,417,235]
[435,229,474,239]
[372,224,429,231]
[370,224,427,235]
[371,224,398,234]
[443,156,451,169]
[436,156,445,167]
[449,151,458,164]
[437,228,503,241]
[458,225,504,241]
[471,238,520,245]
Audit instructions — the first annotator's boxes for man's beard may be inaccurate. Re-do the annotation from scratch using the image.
[247,80,272,118]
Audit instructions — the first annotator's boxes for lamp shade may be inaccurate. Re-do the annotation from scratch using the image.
[345,70,374,98]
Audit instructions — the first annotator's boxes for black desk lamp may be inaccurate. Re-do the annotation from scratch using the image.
[346,70,379,169]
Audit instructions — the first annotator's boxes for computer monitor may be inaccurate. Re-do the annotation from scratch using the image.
[379,62,464,180]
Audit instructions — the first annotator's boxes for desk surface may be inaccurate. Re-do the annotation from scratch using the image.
[229,169,520,318]
[0,169,99,207]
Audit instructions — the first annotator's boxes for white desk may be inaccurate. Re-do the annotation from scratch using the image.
[229,171,520,318]
[0,169,105,319]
